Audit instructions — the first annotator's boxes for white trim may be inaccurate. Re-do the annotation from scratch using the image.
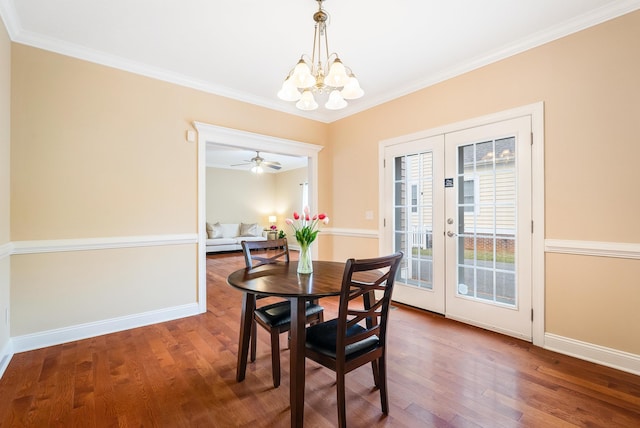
[531,102,545,347]
[0,340,13,379]
[11,234,197,254]
[324,228,379,239]
[193,122,324,314]
[545,333,640,377]
[1,0,638,123]
[378,102,545,346]
[12,303,200,354]
[545,239,640,259]
[0,242,11,260]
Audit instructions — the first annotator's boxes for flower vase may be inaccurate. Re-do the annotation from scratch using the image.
[297,243,313,274]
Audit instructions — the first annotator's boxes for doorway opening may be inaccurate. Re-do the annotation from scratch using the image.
[194,122,323,313]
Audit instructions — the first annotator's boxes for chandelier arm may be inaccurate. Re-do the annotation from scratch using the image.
[323,23,330,69]
[311,22,319,69]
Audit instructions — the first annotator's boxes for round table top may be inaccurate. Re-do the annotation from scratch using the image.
[227,260,346,298]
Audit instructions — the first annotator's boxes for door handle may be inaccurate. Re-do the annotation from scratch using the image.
[447,231,456,237]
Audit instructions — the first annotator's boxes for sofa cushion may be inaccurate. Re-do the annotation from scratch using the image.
[220,223,240,239]
[210,222,223,238]
[239,222,261,237]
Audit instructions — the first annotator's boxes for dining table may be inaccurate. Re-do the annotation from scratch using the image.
[227,260,346,428]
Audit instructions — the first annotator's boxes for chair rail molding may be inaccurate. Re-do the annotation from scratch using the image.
[323,227,379,239]
[12,234,198,254]
[545,239,640,259]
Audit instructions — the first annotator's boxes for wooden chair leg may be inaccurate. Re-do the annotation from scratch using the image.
[371,359,380,388]
[378,357,389,415]
[270,330,281,388]
[250,320,257,362]
[336,371,347,428]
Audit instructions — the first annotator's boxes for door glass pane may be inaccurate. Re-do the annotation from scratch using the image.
[456,137,517,307]
[393,152,434,290]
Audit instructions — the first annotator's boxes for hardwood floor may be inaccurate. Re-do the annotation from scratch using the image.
[1,252,639,427]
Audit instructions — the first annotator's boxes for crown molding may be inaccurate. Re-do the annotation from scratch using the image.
[1,0,639,124]
[353,0,640,115]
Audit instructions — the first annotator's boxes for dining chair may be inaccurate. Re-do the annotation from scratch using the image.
[304,251,404,428]
[241,238,324,388]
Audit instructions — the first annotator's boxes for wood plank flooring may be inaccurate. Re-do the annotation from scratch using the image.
[1,251,639,427]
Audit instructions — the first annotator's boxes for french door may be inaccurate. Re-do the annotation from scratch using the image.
[384,116,533,340]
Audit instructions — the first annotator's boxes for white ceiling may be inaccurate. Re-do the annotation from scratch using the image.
[205,144,308,173]
[2,0,639,125]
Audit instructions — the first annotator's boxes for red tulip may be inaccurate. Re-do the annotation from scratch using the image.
[305,215,310,221]
[293,212,300,220]
[318,213,326,220]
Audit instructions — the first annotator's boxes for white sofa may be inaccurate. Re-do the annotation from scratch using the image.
[206,222,267,253]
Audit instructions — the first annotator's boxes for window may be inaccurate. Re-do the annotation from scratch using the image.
[411,183,418,213]
[301,181,309,211]
[463,178,475,213]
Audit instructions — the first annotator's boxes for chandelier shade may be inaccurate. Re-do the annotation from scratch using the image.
[278,0,363,111]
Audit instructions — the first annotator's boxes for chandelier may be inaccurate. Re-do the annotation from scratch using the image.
[277,0,363,111]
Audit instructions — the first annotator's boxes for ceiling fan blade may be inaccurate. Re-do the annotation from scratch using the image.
[264,163,282,170]
[230,162,252,167]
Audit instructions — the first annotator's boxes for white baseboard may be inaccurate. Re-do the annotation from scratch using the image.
[0,340,14,379]
[545,333,640,376]
[11,303,201,354]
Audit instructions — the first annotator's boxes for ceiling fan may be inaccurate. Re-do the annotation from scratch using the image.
[231,151,282,173]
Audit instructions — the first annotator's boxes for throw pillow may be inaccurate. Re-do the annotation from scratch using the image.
[206,222,213,239]
[211,222,223,238]
[239,222,260,237]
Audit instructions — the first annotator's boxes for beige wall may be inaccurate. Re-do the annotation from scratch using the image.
[206,166,308,231]
[0,18,10,354]
[206,167,276,226]
[10,44,326,337]
[5,8,640,361]
[326,12,640,354]
[274,167,308,232]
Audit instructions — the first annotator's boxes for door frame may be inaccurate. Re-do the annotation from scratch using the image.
[194,122,324,314]
[378,102,545,346]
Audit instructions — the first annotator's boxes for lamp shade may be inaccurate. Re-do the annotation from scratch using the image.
[268,215,277,223]
[291,59,315,88]
[325,89,347,110]
[278,77,302,101]
[340,75,364,99]
[325,58,349,87]
[296,90,319,110]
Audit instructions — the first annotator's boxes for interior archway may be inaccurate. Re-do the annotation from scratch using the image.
[193,122,324,312]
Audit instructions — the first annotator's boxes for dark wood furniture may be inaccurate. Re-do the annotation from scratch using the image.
[240,239,324,388]
[304,252,403,428]
[227,260,347,428]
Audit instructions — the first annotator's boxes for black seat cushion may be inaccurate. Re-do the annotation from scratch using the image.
[305,318,379,359]
[255,301,324,328]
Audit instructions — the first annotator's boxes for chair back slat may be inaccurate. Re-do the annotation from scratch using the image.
[241,238,289,268]
[336,252,403,357]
